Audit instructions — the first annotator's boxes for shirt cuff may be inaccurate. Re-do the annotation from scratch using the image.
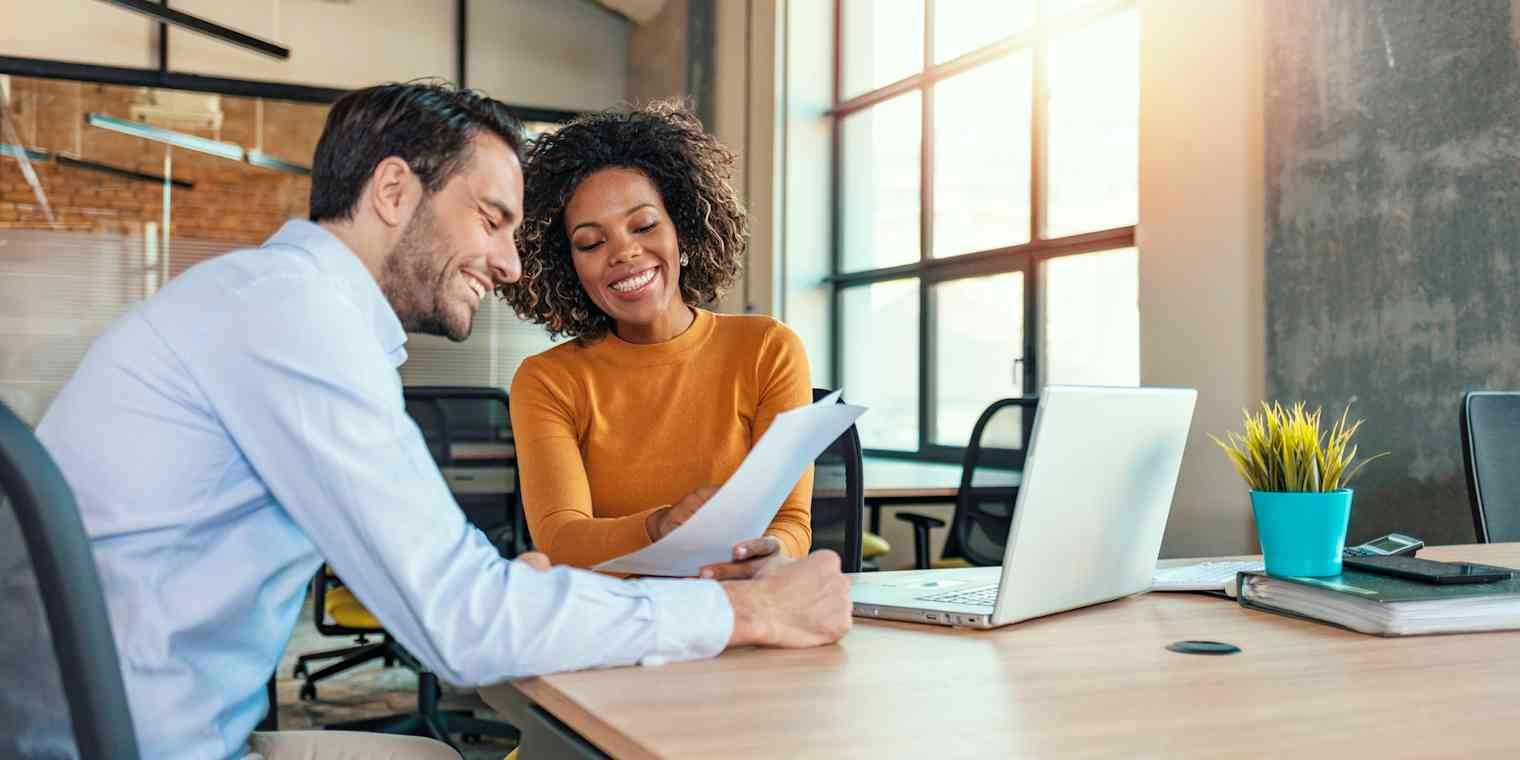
[626,578,734,667]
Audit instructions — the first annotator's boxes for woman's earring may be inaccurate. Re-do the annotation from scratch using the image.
[679,253,690,267]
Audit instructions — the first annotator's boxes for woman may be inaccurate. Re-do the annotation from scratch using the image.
[504,100,812,580]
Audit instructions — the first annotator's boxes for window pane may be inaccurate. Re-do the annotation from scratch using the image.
[1041,0,1102,22]
[931,273,1024,446]
[932,52,1032,258]
[1043,248,1138,385]
[841,93,921,272]
[1045,9,1139,238]
[841,0,925,100]
[934,0,1033,63]
[842,281,920,450]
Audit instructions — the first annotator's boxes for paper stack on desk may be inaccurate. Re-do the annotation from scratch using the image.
[594,390,866,577]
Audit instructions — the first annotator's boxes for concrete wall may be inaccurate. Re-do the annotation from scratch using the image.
[470,0,628,112]
[627,0,690,106]
[1265,0,1520,546]
[0,0,629,109]
[1138,0,1266,557]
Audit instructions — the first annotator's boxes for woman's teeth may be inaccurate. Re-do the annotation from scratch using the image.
[611,269,656,293]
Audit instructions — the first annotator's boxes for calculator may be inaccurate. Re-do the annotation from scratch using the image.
[1343,532,1423,558]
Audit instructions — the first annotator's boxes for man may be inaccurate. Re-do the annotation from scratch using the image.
[36,82,851,760]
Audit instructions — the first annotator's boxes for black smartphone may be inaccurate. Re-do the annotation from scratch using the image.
[1342,555,1514,585]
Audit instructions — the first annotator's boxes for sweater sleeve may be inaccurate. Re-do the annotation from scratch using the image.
[753,321,815,559]
[509,358,661,570]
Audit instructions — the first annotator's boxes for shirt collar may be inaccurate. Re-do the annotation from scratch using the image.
[263,219,409,367]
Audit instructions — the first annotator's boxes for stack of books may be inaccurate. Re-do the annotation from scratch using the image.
[1236,567,1520,636]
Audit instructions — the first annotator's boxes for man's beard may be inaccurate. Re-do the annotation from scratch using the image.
[379,200,472,342]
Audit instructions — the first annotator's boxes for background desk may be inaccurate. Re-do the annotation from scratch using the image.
[823,456,1021,537]
[482,543,1520,759]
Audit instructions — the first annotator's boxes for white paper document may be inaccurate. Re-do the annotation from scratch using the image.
[594,390,867,577]
[1151,560,1264,595]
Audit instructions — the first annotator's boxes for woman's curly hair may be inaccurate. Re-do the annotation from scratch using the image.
[503,99,747,343]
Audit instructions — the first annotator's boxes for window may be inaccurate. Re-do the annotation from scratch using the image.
[832,0,1139,460]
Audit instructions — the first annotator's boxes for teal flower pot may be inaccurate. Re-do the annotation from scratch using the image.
[1250,489,1353,577]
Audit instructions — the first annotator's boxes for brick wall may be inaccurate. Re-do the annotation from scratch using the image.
[1,77,325,246]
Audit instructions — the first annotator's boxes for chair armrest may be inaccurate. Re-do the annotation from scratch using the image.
[895,512,946,570]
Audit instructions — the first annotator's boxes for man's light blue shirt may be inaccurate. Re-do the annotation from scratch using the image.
[36,220,734,760]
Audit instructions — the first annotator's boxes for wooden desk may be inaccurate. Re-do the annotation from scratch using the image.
[450,442,515,461]
[481,543,1520,759]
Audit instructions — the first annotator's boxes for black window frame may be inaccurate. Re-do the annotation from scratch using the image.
[828,0,1138,464]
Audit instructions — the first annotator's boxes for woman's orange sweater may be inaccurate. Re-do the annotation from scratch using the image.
[508,308,813,570]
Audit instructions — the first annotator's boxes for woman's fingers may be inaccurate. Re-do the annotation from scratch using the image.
[733,536,781,561]
[516,551,552,571]
[699,538,788,580]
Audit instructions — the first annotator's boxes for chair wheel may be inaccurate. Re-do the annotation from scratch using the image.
[299,683,316,701]
[461,734,480,744]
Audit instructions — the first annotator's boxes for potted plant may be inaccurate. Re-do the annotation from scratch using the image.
[1212,402,1386,577]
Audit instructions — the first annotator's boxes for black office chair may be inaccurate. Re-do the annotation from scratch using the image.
[292,386,521,748]
[0,400,140,759]
[808,388,864,573]
[1460,391,1520,542]
[897,397,1037,569]
[405,386,522,558]
[296,570,514,748]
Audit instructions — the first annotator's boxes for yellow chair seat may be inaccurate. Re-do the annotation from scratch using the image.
[324,586,381,630]
[861,531,890,559]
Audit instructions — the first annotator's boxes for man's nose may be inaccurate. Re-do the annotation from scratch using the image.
[488,240,522,285]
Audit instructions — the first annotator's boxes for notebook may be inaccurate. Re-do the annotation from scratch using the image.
[1236,565,1520,636]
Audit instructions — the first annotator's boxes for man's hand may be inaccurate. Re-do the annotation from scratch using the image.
[699,536,788,580]
[645,485,719,541]
[721,550,852,649]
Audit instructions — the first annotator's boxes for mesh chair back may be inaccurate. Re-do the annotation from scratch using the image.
[945,397,1037,567]
[403,387,520,557]
[1460,391,1520,542]
[0,401,139,759]
[404,396,449,463]
[808,388,864,573]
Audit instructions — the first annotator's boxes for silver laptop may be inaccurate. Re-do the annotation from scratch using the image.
[850,385,1197,629]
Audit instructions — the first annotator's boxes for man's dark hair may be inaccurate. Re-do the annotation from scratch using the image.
[309,81,524,223]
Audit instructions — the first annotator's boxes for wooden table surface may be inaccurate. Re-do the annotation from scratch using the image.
[481,543,1520,759]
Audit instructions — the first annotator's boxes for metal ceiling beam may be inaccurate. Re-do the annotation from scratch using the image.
[0,56,345,104]
[1,143,194,188]
[97,0,290,60]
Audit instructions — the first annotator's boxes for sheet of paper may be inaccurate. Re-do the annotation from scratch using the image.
[1151,560,1263,592]
[594,390,866,577]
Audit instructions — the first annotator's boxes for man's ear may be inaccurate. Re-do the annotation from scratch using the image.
[367,156,419,228]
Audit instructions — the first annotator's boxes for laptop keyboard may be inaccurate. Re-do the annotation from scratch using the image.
[917,584,998,608]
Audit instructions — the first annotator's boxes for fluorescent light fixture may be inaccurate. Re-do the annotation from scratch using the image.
[87,112,244,162]
[2,143,194,188]
[246,150,311,176]
[97,0,290,60]
[0,143,48,162]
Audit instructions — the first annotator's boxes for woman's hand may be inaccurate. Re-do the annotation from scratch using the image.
[515,551,552,571]
[645,485,719,541]
[698,536,788,580]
